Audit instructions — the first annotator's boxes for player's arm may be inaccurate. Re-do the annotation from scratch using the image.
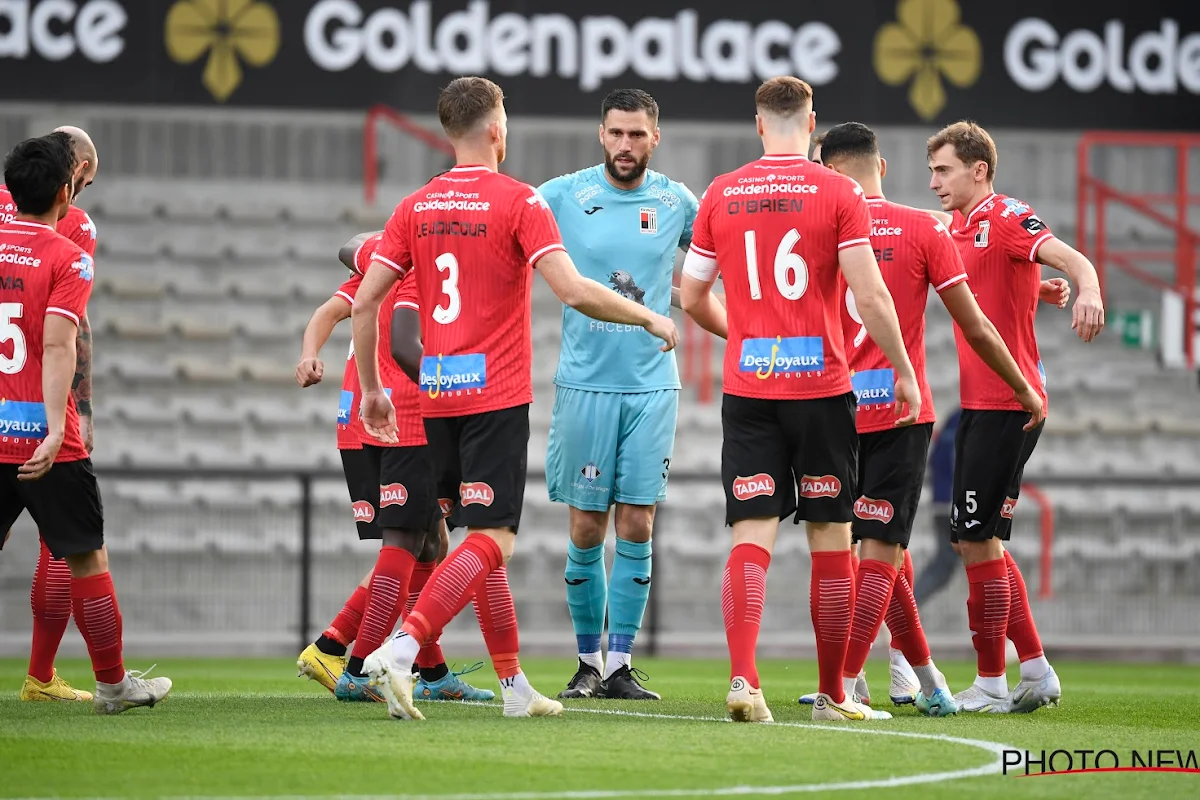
[940,283,1044,429]
[72,311,93,453]
[1034,237,1104,342]
[671,283,724,312]
[352,262,401,441]
[839,244,919,424]
[338,231,383,272]
[297,293,351,387]
[390,305,422,386]
[537,250,678,351]
[21,316,77,480]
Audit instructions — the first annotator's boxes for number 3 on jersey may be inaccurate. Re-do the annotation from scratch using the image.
[744,228,808,301]
[433,252,461,324]
[0,302,26,374]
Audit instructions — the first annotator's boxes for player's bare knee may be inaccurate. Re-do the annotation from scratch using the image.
[732,517,779,554]
[476,527,516,562]
[806,521,852,552]
[64,547,107,578]
[569,507,609,549]
[382,527,424,556]
[416,528,441,562]
[614,503,654,544]
[859,538,899,564]
[957,537,1002,565]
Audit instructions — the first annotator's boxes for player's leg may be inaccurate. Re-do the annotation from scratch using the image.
[22,535,89,702]
[599,388,678,700]
[720,394,791,723]
[546,386,619,698]
[298,447,379,693]
[997,421,1059,712]
[950,411,1029,712]
[339,445,434,701]
[15,460,171,714]
[913,505,960,604]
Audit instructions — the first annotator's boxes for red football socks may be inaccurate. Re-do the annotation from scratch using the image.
[402,533,503,645]
[29,538,72,683]
[966,558,1011,678]
[473,565,521,679]
[843,558,897,679]
[885,566,931,667]
[70,572,125,685]
[811,550,855,703]
[1004,550,1044,661]
[350,547,416,665]
[721,543,770,688]
[323,585,368,649]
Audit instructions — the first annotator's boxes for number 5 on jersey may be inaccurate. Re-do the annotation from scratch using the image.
[744,228,808,301]
[0,302,26,374]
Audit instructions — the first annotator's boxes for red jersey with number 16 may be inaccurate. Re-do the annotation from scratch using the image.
[950,193,1052,412]
[685,155,871,400]
[842,198,968,434]
[0,221,93,464]
[371,165,566,418]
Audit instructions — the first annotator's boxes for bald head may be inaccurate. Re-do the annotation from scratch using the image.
[53,125,98,195]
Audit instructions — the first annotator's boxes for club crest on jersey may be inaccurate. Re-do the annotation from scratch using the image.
[732,473,775,500]
[337,390,354,425]
[460,482,494,507]
[854,496,895,524]
[1001,497,1018,519]
[419,353,487,399]
[380,483,409,508]
[739,336,824,379]
[0,400,47,440]
[974,220,990,248]
[639,207,657,234]
[800,474,842,499]
[351,500,375,523]
[1000,198,1031,218]
[581,462,601,483]
[850,369,895,407]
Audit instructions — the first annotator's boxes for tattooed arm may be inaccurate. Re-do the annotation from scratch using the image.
[73,311,94,454]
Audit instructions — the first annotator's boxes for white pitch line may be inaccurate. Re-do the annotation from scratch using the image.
[37,703,1018,800]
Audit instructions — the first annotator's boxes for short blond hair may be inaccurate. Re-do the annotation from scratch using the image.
[755,76,812,119]
[927,121,997,182]
[438,77,504,139]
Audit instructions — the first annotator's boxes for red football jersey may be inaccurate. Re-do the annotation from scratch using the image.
[371,165,565,418]
[0,221,93,464]
[685,155,871,400]
[334,272,365,451]
[950,193,1052,412]
[1,186,97,257]
[843,198,968,433]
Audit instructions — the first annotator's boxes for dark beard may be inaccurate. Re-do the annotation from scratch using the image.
[604,152,649,185]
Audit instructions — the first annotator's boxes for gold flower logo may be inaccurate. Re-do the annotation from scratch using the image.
[874,0,981,121]
[166,0,280,102]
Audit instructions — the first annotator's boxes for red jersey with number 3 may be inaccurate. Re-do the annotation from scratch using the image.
[2,186,98,257]
[371,165,566,417]
[842,198,968,433]
[0,221,93,464]
[685,155,870,400]
[950,193,1052,412]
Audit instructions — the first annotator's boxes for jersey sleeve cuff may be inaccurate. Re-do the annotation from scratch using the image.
[1029,233,1055,263]
[46,306,81,325]
[838,237,871,250]
[334,291,354,305]
[933,273,969,292]
[527,242,566,266]
[688,242,717,258]
[393,300,418,311]
[682,249,719,281]
[371,253,409,275]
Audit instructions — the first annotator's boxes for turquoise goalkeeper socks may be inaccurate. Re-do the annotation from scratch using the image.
[565,541,607,655]
[608,538,652,653]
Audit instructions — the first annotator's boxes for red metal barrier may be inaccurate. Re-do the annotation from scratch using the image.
[1020,482,1055,600]
[363,104,455,205]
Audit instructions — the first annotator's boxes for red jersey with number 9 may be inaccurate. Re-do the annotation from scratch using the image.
[685,155,871,401]
[370,165,565,418]
[0,221,93,464]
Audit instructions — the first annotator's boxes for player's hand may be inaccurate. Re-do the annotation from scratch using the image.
[892,374,921,427]
[1015,385,1045,432]
[360,390,398,444]
[1039,278,1070,309]
[79,414,94,454]
[19,431,64,482]
[645,313,679,352]
[296,357,324,387]
[1071,285,1105,343]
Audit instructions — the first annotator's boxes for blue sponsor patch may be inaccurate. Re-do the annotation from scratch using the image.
[738,336,824,378]
[1037,359,1047,388]
[337,390,354,425]
[851,369,895,407]
[73,253,94,282]
[0,399,47,440]
[419,354,487,398]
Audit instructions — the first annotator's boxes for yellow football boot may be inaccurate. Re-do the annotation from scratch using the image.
[297,643,346,694]
[20,670,94,702]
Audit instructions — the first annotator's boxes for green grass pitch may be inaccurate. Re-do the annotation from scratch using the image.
[3,656,1198,799]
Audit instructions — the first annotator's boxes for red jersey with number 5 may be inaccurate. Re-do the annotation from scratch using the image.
[950,193,1052,412]
[684,155,870,400]
[842,198,968,433]
[371,165,565,418]
[0,221,93,464]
